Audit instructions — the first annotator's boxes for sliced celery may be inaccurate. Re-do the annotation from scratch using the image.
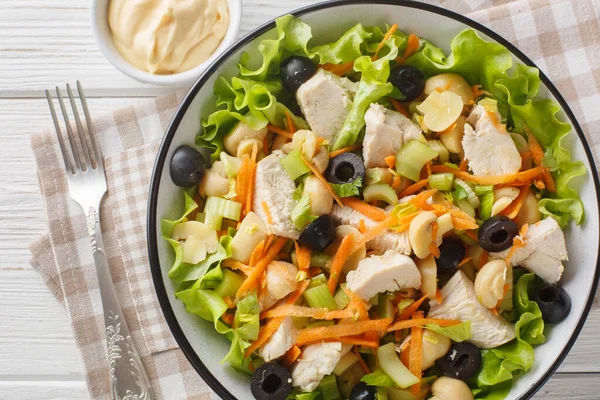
[204,196,242,221]
[338,363,367,399]
[204,213,223,231]
[334,352,360,376]
[475,185,494,221]
[456,198,476,218]
[293,316,311,329]
[427,140,449,164]
[376,295,395,320]
[280,149,310,180]
[311,252,332,267]
[396,299,414,316]
[214,269,244,298]
[291,195,314,230]
[391,202,418,218]
[309,273,327,287]
[428,173,454,191]
[363,183,398,205]
[455,178,480,208]
[194,212,206,223]
[303,284,338,310]
[334,286,350,309]
[395,140,438,182]
[366,168,393,185]
[376,343,419,388]
[220,152,242,177]
[319,374,342,400]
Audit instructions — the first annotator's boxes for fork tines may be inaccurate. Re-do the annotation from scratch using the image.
[45,82,103,174]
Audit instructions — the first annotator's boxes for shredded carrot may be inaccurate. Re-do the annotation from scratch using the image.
[353,347,372,374]
[249,240,266,268]
[237,237,288,298]
[262,201,273,225]
[296,319,392,345]
[267,124,294,139]
[350,214,398,255]
[396,33,420,64]
[479,251,489,270]
[505,224,528,265]
[294,241,312,272]
[222,312,234,326]
[263,135,270,155]
[236,154,251,210]
[285,111,296,134]
[342,197,387,221]
[409,313,424,394]
[435,289,443,304]
[261,305,354,320]
[526,127,556,192]
[387,318,460,333]
[458,257,472,267]
[409,189,437,210]
[392,174,402,191]
[222,259,252,275]
[337,336,379,348]
[449,209,479,230]
[533,179,545,190]
[245,143,258,216]
[374,24,398,59]
[490,307,499,316]
[321,60,355,76]
[430,164,548,186]
[327,234,354,294]
[426,161,433,177]
[301,154,343,206]
[383,156,396,170]
[398,295,428,321]
[244,280,310,357]
[465,230,478,242]
[459,158,468,172]
[262,235,276,258]
[504,185,530,219]
[282,345,302,368]
[223,296,235,309]
[358,219,368,234]
[398,179,429,198]
[389,98,411,118]
[344,287,370,321]
[429,222,440,258]
[328,142,362,158]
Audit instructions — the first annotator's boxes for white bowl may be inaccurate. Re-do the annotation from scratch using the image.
[90,0,242,86]
[147,1,600,399]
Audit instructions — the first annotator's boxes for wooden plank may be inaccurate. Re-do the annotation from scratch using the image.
[0,381,88,400]
[0,0,311,98]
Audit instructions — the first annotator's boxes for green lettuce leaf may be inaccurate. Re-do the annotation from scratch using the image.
[331,177,362,197]
[361,369,396,388]
[409,28,586,225]
[161,192,198,237]
[425,321,471,342]
[473,272,543,399]
[538,197,584,228]
[332,35,403,150]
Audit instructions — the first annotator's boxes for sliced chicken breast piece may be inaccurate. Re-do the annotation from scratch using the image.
[462,105,521,176]
[491,218,567,283]
[428,271,516,348]
[291,342,343,392]
[253,152,300,239]
[330,204,411,255]
[346,250,421,301]
[259,316,297,362]
[363,103,423,168]
[296,69,354,142]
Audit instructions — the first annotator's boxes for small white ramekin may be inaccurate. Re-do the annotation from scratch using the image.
[90,0,242,86]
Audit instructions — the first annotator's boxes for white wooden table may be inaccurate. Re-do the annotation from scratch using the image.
[0,1,598,399]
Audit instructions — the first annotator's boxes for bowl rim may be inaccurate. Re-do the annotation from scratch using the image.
[90,0,243,85]
[147,1,600,399]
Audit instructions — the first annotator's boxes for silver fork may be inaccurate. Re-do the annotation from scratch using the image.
[46,82,153,400]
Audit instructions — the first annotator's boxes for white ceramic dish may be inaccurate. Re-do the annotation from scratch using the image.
[147,1,600,399]
[90,0,242,86]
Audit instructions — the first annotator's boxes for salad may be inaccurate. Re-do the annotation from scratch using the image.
[162,15,586,400]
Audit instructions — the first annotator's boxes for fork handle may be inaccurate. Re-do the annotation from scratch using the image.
[86,206,154,400]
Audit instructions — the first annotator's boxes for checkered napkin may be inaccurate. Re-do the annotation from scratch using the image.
[28,1,600,399]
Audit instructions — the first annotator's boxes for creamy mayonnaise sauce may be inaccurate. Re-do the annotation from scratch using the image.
[108,0,230,74]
